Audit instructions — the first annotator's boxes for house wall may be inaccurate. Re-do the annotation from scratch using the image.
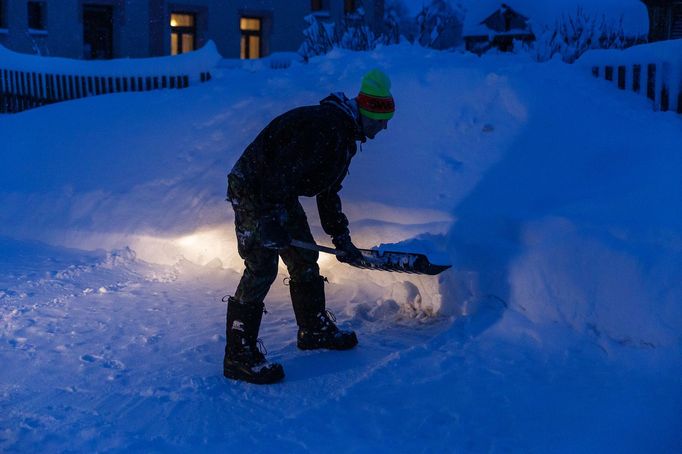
[0,0,382,59]
[643,0,682,41]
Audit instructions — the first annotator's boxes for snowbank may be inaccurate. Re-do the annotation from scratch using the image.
[580,38,682,65]
[0,40,221,79]
[1,43,681,349]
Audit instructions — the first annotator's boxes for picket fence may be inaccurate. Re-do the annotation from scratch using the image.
[0,70,211,113]
[0,42,221,114]
[590,62,682,113]
[583,41,682,115]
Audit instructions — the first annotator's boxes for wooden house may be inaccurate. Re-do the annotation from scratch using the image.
[463,3,534,54]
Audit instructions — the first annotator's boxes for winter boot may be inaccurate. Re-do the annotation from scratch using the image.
[290,276,358,350]
[223,297,284,384]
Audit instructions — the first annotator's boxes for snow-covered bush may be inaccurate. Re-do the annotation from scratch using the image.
[299,0,465,59]
[378,0,408,45]
[339,8,377,52]
[299,14,337,59]
[532,7,642,64]
[299,8,377,60]
[414,0,464,50]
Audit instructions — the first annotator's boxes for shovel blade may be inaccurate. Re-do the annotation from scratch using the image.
[352,248,452,276]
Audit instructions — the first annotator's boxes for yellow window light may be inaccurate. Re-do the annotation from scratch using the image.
[240,17,261,31]
[171,13,194,28]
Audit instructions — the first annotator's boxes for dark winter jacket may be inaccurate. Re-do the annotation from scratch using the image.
[228,93,363,238]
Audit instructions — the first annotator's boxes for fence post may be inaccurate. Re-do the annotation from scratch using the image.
[632,64,641,93]
[668,62,680,114]
[38,73,44,100]
[646,63,656,103]
[617,66,626,89]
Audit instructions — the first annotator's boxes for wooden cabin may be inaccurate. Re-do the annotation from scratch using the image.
[463,3,535,54]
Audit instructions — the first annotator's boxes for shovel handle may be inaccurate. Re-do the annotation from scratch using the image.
[290,239,345,256]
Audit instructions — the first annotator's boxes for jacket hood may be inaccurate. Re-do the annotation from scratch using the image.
[320,92,365,142]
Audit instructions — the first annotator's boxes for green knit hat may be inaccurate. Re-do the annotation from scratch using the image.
[357,69,395,120]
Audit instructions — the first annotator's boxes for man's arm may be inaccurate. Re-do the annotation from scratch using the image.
[317,184,363,263]
[316,185,350,239]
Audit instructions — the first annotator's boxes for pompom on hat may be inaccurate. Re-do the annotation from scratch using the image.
[357,69,395,120]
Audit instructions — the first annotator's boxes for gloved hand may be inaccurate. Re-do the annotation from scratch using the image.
[259,209,291,250]
[332,233,363,264]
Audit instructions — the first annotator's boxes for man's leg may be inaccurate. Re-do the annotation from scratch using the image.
[279,201,358,351]
[224,205,284,384]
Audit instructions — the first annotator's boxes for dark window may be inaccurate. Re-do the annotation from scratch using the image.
[83,5,114,59]
[170,12,196,55]
[344,0,356,14]
[28,1,47,30]
[311,0,322,12]
[0,0,6,28]
[240,16,261,59]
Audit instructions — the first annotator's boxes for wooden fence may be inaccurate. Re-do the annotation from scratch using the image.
[591,62,682,114]
[0,69,212,113]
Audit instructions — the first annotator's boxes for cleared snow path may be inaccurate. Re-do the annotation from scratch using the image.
[0,237,453,451]
[1,237,678,452]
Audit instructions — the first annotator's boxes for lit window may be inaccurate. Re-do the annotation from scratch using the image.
[170,12,196,55]
[240,17,261,59]
[28,1,47,30]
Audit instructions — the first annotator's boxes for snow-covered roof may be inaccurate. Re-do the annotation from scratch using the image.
[461,0,649,37]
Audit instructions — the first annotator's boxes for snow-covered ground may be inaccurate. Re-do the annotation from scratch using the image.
[1,43,681,452]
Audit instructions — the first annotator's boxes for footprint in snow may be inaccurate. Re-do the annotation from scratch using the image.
[102,359,126,370]
[79,354,126,371]
[79,354,101,363]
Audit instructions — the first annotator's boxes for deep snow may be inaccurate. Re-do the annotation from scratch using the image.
[1,42,681,452]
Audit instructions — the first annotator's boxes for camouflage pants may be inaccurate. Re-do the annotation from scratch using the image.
[227,174,320,305]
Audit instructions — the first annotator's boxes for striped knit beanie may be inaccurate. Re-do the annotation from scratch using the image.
[357,69,395,120]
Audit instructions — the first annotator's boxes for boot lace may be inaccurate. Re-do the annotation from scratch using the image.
[256,338,268,356]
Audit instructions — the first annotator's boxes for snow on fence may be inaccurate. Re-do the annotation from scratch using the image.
[0,41,222,114]
[581,40,682,114]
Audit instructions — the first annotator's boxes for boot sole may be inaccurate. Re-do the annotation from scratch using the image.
[223,363,285,385]
[297,335,358,351]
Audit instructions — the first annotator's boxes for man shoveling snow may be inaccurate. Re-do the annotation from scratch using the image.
[223,69,395,384]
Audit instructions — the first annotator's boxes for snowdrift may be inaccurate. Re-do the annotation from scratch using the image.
[2,43,681,347]
[1,42,681,452]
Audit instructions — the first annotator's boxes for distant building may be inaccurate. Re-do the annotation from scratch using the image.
[641,0,682,41]
[0,0,384,60]
[463,3,534,54]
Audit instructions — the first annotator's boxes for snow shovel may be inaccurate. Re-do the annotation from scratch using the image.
[290,239,451,276]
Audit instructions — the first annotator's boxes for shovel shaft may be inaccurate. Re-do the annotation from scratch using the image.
[290,239,344,256]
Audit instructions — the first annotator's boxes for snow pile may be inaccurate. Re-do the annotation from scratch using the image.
[581,35,682,65]
[0,41,221,80]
